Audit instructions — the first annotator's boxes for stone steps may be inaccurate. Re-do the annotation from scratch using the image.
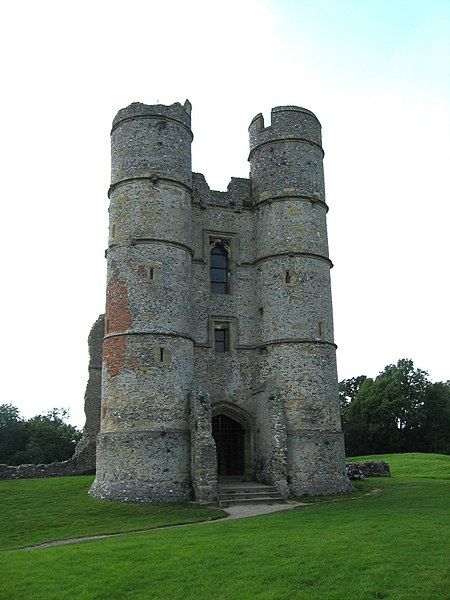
[220,496,286,506]
[219,490,280,499]
[218,482,285,507]
[222,484,279,490]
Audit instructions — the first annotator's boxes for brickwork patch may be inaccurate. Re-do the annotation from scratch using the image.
[103,335,127,378]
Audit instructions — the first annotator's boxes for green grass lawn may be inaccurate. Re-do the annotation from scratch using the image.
[1,453,449,599]
[348,452,450,479]
[0,475,225,550]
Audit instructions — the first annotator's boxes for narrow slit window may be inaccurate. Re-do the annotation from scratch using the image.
[159,347,165,362]
[285,270,292,284]
[210,242,229,294]
[149,268,154,280]
[214,323,229,353]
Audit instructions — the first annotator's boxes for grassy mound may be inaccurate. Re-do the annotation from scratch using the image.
[0,475,225,550]
[1,453,449,599]
[347,452,450,479]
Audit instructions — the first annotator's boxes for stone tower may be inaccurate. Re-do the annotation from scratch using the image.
[90,101,194,501]
[250,108,346,495]
[90,101,351,503]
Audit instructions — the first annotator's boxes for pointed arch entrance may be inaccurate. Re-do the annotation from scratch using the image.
[211,403,253,479]
[212,414,245,475]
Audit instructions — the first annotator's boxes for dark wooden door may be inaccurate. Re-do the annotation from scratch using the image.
[212,414,245,476]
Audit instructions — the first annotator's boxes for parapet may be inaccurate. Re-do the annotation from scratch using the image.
[249,106,322,156]
[192,173,252,209]
[112,100,192,133]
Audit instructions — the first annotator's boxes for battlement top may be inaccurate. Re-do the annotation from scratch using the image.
[112,100,192,133]
[248,105,322,154]
[250,106,319,127]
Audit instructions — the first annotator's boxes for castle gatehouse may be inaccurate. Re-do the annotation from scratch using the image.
[89,101,352,503]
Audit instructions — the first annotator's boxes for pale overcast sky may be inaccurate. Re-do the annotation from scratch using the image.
[1,0,449,427]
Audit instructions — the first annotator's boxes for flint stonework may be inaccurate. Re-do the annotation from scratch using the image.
[89,101,353,502]
[346,461,391,478]
[189,392,218,503]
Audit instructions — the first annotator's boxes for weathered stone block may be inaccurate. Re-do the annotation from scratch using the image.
[346,460,391,478]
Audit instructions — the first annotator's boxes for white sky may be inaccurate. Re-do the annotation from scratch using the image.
[1,0,449,427]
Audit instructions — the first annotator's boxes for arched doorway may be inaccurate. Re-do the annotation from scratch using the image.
[212,414,245,476]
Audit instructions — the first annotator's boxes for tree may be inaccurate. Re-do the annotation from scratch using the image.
[0,406,81,465]
[339,376,367,425]
[419,382,450,454]
[0,404,28,465]
[340,359,450,456]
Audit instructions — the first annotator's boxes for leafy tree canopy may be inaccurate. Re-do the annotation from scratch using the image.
[340,359,450,456]
[0,405,81,466]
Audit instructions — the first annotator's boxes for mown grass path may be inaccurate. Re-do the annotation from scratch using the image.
[1,454,449,599]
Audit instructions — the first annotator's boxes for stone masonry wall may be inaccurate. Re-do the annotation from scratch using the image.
[189,392,218,502]
[2,104,353,500]
[346,460,391,477]
[249,106,352,496]
[89,101,353,502]
[254,388,289,497]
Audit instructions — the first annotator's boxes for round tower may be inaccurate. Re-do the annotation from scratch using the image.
[90,101,194,502]
[249,106,351,495]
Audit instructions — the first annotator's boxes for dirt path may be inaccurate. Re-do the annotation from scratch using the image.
[224,500,309,520]
[22,501,308,551]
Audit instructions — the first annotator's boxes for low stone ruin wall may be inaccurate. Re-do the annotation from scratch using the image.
[0,314,103,482]
[0,434,96,480]
[0,440,95,479]
[346,460,391,477]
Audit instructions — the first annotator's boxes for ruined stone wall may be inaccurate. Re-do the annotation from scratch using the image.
[254,388,288,496]
[0,457,91,480]
[346,460,391,477]
[189,392,218,502]
[0,314,104,480]
[77,313,104,468]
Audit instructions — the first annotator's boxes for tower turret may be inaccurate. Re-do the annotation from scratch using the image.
[249,106,351,495]
[90,100,194,502]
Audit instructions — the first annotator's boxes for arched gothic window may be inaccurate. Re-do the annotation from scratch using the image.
[210,241,229,294]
